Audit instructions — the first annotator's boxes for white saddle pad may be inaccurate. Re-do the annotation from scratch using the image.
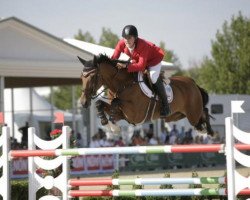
[138,72,173,103]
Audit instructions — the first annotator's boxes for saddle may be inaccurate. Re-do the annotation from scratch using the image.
[140,70,154,91]
[137,71,173,103]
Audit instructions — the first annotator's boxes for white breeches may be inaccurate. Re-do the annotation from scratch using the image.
[148,62,162,84]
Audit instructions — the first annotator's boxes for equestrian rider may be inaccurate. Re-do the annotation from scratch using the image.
[111,25,170,117]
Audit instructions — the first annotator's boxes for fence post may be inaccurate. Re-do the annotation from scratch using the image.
[225,117,236,200]
[0,126,10,200]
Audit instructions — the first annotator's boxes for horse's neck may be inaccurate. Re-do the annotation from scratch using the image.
[100,64,134,91]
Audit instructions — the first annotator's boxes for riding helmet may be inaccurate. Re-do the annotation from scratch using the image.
[122,25,138,38]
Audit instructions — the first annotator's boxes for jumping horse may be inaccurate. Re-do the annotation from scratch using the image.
[78,54,214,135]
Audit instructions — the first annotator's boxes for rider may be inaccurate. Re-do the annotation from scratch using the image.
[111,25,170,117]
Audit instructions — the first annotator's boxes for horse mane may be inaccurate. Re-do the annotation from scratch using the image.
[81,54,117,72]
[96,54,116,67]
[97,54,130,66]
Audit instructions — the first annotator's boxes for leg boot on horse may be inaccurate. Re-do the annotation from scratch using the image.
[153,78,170,118]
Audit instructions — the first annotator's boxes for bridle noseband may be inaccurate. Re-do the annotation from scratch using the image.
[81,67,106,100]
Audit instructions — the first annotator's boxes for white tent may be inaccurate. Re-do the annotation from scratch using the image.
[4,88,83,142]
[64,38,175,69]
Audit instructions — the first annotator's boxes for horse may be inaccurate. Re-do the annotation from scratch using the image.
[78,54,214,136]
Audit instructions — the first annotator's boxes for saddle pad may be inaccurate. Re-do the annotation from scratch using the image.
[138,72,173,103]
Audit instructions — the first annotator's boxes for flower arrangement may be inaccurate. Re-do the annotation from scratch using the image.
[50,129,62,139]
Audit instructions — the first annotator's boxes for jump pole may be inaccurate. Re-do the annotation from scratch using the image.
[9,143,250,157]
[68,188,250,197]
[68,177,226,186]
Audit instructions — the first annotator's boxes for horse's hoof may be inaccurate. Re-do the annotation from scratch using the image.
[101,118,109,125]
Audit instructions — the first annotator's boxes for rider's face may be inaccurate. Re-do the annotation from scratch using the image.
[124,36,136,49]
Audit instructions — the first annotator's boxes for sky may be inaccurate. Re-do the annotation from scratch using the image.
[1,0,250,69]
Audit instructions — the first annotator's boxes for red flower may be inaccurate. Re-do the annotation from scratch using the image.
[50,129,62,137]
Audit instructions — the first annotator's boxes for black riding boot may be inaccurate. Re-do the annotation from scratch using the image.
[153,78,170,117]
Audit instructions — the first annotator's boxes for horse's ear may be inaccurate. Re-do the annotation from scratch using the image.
[77,56,86,66]
[93,55,98,64]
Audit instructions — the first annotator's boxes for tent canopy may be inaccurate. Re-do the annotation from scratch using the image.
[0,17,92,88]
[4,88,82,141]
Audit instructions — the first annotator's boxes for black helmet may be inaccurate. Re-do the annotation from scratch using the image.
[122,25,138,38]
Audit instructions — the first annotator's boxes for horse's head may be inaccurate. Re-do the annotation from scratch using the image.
[78,55,102,108]
[78,54,130,107]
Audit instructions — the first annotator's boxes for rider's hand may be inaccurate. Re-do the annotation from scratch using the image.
[116,63,127,69]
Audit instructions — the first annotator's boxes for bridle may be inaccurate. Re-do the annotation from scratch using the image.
[81,69,100,100]
[80,60,133,101]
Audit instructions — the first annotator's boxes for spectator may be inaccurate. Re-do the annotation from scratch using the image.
[213,131,221,144]
[99,134,111,147]
[76,132,83,147]
[148,134,159,145]
[178,126,186,144]
[89,135,100,148]
[185,128,193,144]
[146,124,154,140]
[169,124,179,145]
[194,135,203,144]
[18,121,29,146]
[160,126,169,144]
[11,137,21,149]
[131,131,145,146]
[69,130,76,147]
[114,136,125,146]
[203,134,213,144]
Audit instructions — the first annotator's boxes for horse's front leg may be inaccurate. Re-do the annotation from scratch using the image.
[95,100,109,125]
[95,99,124,130]
[108,98,122,123]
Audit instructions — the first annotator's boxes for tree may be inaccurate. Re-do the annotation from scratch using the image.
[159,41,181,68]
[47,86,82,110]
[99,27,119,48]
[74,29,96,43]
[194,12,250,94]
[51,30,96,110]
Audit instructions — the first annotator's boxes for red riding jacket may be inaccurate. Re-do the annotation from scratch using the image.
[111,38,164,72]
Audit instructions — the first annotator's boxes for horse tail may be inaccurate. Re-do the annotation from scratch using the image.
[197,85,209,107]
[195,85,215,136]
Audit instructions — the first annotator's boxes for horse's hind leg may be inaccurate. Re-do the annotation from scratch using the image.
[185,105,206,133]
[203,107,214,136]
[194,108,214,136]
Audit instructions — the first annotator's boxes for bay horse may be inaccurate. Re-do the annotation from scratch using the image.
[78,54,214,136]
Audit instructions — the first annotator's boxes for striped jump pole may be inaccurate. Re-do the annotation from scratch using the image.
[68,188,250,197]
[10,143,250,158]
[68,177,226,186]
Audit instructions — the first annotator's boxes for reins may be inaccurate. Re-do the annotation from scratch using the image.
[91,87,108,100]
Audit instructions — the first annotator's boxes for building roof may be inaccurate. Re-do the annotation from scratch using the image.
[0,17,92,88]
[0,17,177,88]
